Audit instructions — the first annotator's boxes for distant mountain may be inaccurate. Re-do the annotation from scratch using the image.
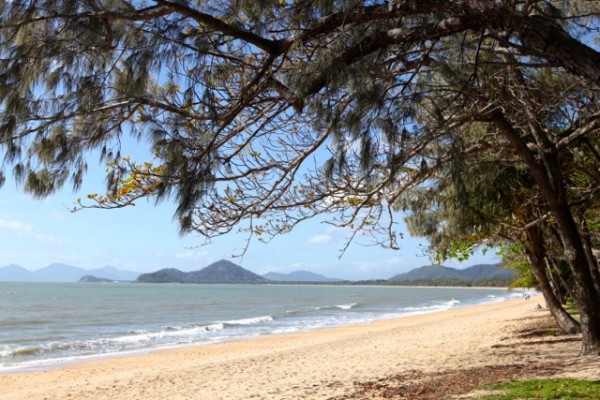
[389,263,514,286]
[460,264,514,280]
[136,260,268,284]
[0,264,32,281]
[187,260,267,283]
[0,263,139,282]
[137,268,189,283]
[389,264,464,282]
[33,263,90,282]
[263,270,342,282]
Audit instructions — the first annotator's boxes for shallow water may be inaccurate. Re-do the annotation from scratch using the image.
[0,282,532,371]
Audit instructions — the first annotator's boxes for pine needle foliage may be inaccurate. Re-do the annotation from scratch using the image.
[2,0,600,352]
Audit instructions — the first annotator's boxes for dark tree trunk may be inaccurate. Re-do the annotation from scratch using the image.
[546,255,574,306]
[545,264,565,305]
[514,15,600,84]
[553,205,600,355]
[524,227,580,335]
[493,112,600,355]
[579,215,600,297]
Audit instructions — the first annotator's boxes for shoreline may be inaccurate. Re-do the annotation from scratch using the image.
[4,294,597,399]
[0,289,528,375]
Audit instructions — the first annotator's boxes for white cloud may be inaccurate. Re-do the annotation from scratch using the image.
[175,250,196,259]
[0,217,78,247]
[287,262,312,270]
[308,234,334,245]
[172,250,214,271]
[176,250,195,259]
[49,211,65,221]
[35,233,68,246]
[308,225,351,245]
[175,250,211,260]
[0,218,35,235]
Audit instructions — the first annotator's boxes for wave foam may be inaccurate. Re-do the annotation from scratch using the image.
[401,298,461,315]
[335,303,358,310]
[222,315,274,326]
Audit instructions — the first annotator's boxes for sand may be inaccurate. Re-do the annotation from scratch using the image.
[1,295,598,399]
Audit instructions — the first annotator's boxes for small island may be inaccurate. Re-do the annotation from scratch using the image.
[79,275,118,283]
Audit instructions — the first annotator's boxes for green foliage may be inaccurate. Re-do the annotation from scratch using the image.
[498,244,537,289]
[1,2,600,285]
[481,379,600,400]
[4,3,600,353]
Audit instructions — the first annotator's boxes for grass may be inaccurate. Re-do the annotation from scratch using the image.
[477,379,600,399]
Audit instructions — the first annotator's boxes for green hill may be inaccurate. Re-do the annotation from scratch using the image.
[137,268,189,283]
[389,264,464,281]
[136,260,267,284]
[186,260,267,283]
[461,264,514,280]
[389,263,514,286]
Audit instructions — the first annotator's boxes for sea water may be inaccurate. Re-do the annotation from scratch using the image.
[0,282,532,372]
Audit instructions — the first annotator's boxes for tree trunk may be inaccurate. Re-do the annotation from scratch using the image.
[493,111,600,355]
[524,227,580,335]
[555,206,600,355]
[546,255,574,305]
[579,215,600,297]
[545,264,565,305]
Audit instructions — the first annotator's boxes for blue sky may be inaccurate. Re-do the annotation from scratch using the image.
[0,185,499,280]
[0,141,500,280]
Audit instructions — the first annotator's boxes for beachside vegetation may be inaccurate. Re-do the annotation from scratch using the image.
[1,1,600,354]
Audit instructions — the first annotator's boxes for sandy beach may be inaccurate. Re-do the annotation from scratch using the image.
[2,295,598,399]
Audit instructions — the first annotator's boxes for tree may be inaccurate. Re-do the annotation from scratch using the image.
[1,1,600,353]
[401,32,599,343]
[401,124,582,335]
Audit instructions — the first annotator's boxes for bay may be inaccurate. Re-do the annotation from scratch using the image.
[0,282,532,372]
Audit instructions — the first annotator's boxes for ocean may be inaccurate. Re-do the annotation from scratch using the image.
[0,282,532,372]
